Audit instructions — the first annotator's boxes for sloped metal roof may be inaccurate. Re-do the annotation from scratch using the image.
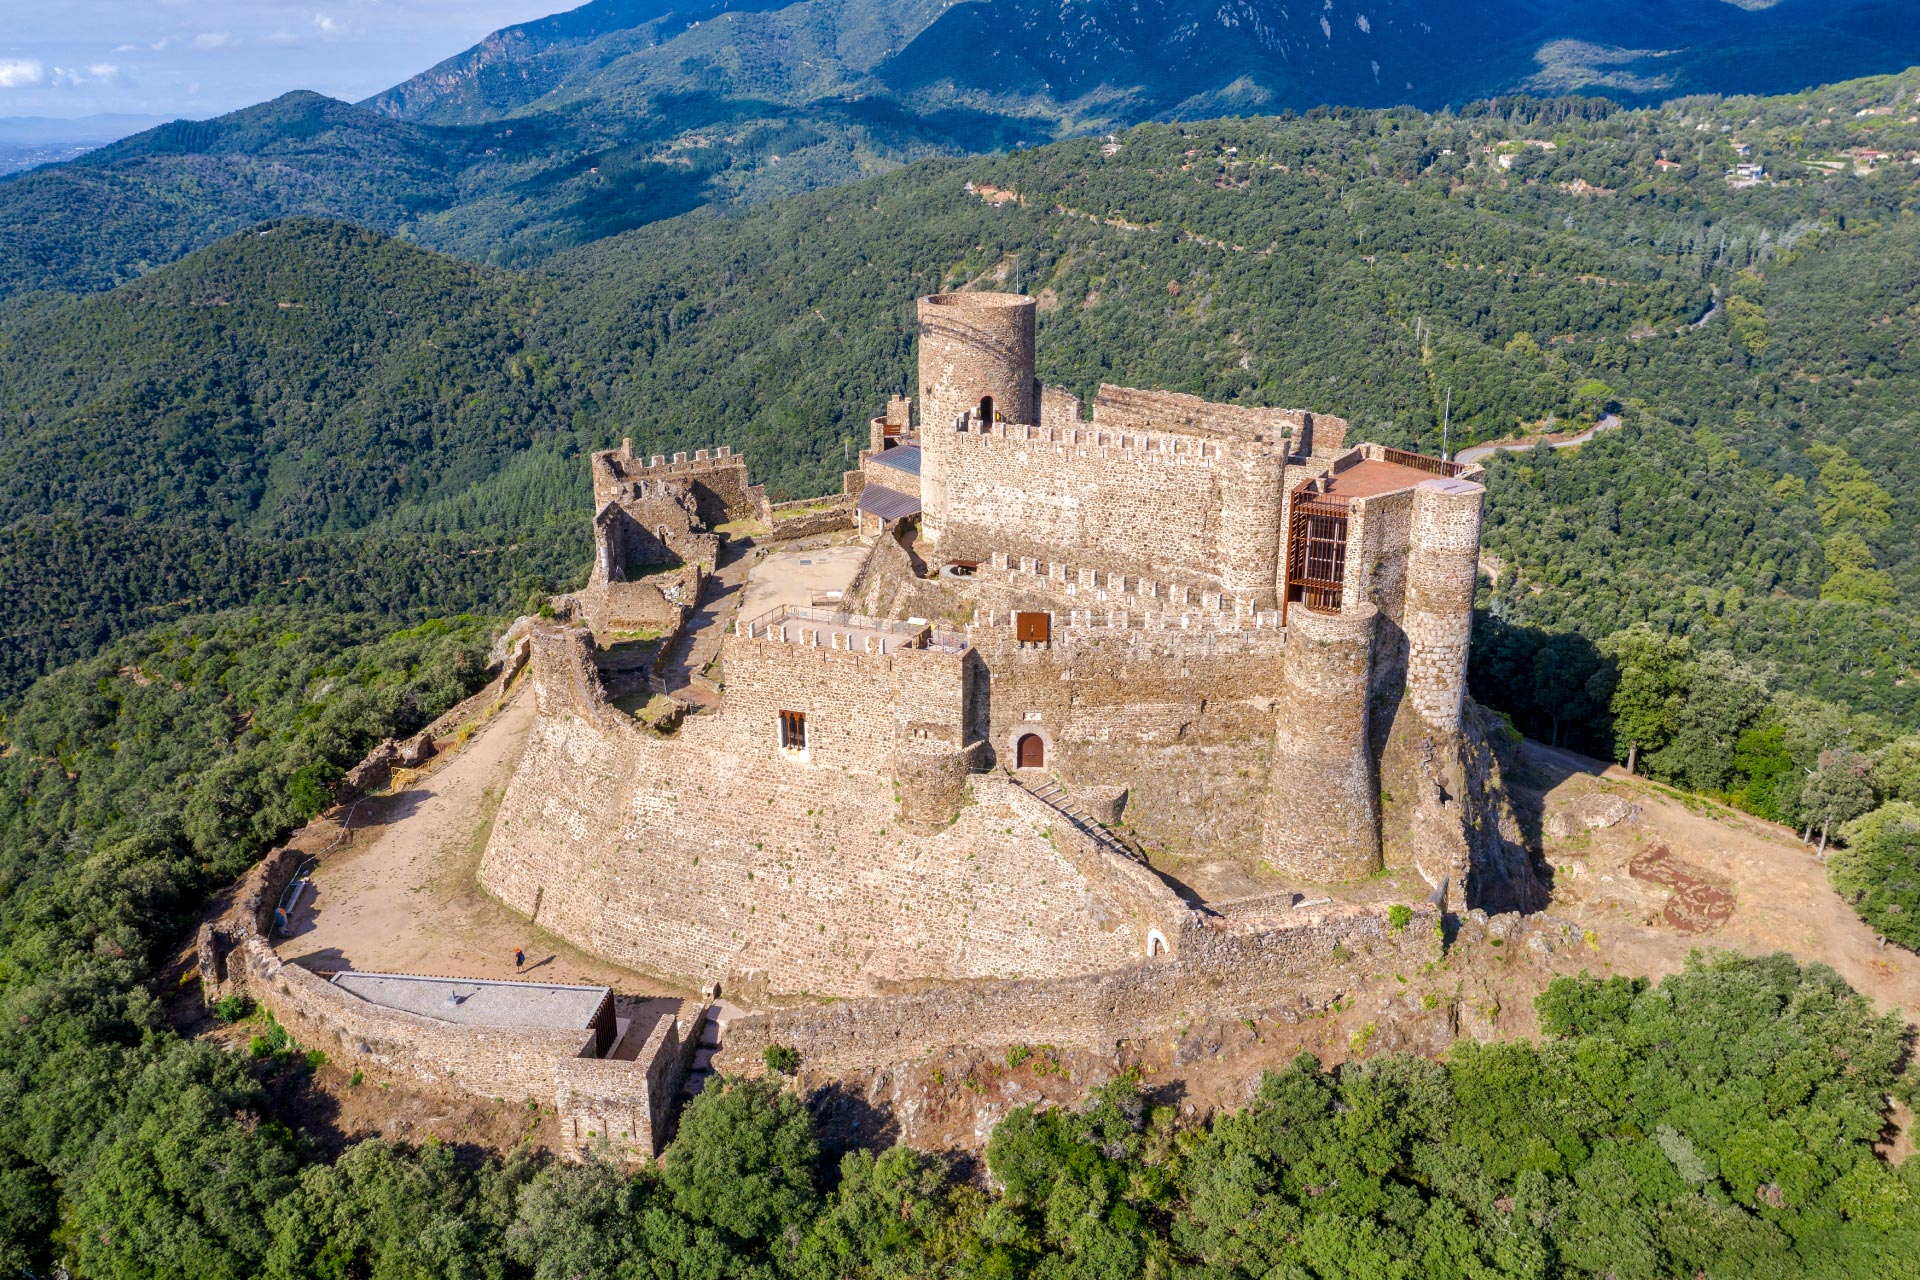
[869,444,922,476]
[857,484,922,521]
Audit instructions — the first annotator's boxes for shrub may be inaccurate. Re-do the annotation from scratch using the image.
[212,994,253,1023]
[1387,904,1413,932]
[763,1044,801,1076]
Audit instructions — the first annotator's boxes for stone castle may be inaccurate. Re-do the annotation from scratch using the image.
[484,290,1531,1008]
[204,289,1538,1161]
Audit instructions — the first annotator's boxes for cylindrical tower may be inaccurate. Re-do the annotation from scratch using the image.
[915,292,1036,543]
[1271,602,1381,881]
[1402,478,1484,734]
[1215,451,1287,606]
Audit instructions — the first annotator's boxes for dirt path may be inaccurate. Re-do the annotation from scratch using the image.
[1455,413,1620,465]
[279,688,686,995]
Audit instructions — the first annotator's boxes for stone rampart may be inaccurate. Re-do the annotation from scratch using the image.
[480,630,1168,997]
[716,903,1438,1072]
[230,940,693,1158]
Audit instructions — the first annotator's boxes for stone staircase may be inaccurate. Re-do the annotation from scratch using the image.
[678,998,742,1098]
[1014,773,1149,866]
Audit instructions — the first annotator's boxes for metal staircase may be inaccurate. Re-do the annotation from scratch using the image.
[1014,773,1148,866]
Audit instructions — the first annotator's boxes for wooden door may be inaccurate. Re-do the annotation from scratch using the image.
[1016,734,1044,769]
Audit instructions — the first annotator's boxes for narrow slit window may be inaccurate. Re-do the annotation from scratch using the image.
[778,709,808,753]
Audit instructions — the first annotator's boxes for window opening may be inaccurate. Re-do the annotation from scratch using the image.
[777,709,808,754]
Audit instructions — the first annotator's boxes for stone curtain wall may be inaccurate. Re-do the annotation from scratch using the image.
[936,421,1288,601]
[232,940,691,1158]
[722,635,970,775]
[478,628,1160,997]
[1090,385,1349,459]
[716,903,1438,1073]
[975,628,1285,854]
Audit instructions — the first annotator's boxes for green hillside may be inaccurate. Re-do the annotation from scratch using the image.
[8,0,1920,298]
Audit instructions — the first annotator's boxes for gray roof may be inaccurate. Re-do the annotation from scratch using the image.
[869,444,922,476]
[857,484,922,522]
[330,970,609,1030]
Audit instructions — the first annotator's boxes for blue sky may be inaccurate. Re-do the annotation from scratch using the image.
[0,0,577,119]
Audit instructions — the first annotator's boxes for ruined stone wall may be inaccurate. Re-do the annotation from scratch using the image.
[478,629,1167,997]
[580,565,699,636]
[716,903,1438,1072]
[593,444,761,526]
[761,497,857,544]
[1090,385,1336,451]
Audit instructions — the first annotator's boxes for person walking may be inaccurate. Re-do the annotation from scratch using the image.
[514,948,525,972]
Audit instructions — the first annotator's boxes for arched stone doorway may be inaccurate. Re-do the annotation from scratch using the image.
[978,394,995,424]
[1015,733,1045,770]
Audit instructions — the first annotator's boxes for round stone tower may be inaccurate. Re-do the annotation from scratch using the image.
[1402,478,1485,734]
[1271,602,1382,881]
[915,292,1037,544]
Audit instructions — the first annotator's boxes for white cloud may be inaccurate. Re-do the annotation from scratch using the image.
[113,43,138,54]
[312,11,350,40]
[193,31,236,50]
[89,63,123,84]
[0,58,45,88]
[261,31,304,48]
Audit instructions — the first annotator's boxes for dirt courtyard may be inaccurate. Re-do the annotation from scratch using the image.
[737,541,869,621]
[278,688,686,997]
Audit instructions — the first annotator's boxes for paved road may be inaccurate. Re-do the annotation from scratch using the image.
[1455,413,1621,466]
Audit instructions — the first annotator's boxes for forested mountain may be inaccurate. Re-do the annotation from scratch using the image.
[6,0,1920,297]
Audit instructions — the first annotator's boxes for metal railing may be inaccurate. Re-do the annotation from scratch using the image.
[1378,447,1463,477]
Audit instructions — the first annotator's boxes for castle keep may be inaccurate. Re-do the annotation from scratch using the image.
[489,289,1521,1012]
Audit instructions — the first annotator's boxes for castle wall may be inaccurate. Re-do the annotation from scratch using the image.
[722,635,970,774]
[973,626,1285,855]
[227,938,690,1158]
[935,421,1285,601]
[1090,385,1347,458]
[716,902,1438,1072]
[477,628,1174,997]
